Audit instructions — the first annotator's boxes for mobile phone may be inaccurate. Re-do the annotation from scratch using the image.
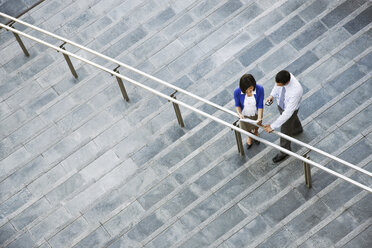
[265,100,273,106]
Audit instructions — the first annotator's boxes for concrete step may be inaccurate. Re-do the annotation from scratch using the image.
[1,41,370,248]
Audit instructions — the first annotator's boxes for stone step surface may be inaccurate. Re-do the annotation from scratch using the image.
[0,0,371,247]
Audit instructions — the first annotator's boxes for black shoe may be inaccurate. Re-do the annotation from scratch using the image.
[254,140,260,145]
[246,143,252,150]
[272,154,288,163]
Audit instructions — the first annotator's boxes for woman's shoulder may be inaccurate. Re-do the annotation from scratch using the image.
[256,84,264,93]
[234,87,241,95]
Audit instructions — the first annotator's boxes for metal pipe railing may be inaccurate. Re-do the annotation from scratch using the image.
[1,23,371,193]
[1,12,369,178]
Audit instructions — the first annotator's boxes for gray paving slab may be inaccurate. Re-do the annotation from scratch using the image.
[74,226,111,248]
[285,51,319,76]
[343,225,372,248]
[159,187,198,219]
[320,0,365,28]
[48,217,89,248]
[0,188,32,221]
[42,131,87,164]
[7,231,35,248]
[207,0,243,26]
[357,51,372,74]
[189,0,221,18]
[326,64,366,94]
[0,74,25,99]
[261,189,306,227]
[304,211,360,247]
[11,197,51,231]
[179,19,213,47]
[225,215,269,247]
[299,0,330,22]
[24,123,63,154]
[290,21,328,51]
[19,53,55,81]
[256,227,297,248]
[179,194,224,230]
[268,15,306,44]
[278,0,307,16]
[145,7,176,31]
[145,220,191,248]
[45,173,87,205]
[60,140,101,171]
[162,13,194,39]
[214,169,257,205]
[127,212,164,242]
[0,146,33,180]
[260,43,298,74]
[238,38,273,67]
[0,222,16,246]
[339,105,372,140]
[285,199,331,238]
[343,5,372,35]
[178,231,210,248]
[0,109,32,139]
[312,27,351,58]
[27,163,67,197]
[201,205,247,244]
[103,200,144,237]
[0,156,47,203]
[5,80,41,108]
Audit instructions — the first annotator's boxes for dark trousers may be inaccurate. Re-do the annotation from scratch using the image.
[278,107,303,155]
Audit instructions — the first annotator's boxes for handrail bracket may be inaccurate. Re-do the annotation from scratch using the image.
[169,90,184,128]
[111,66,129,102]
[59,42,78,79]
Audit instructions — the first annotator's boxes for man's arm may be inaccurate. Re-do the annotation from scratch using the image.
[270,96,298,129]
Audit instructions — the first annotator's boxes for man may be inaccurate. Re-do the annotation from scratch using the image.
[264,70,303,163]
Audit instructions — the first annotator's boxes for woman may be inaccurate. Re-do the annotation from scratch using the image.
[234,74,264,149]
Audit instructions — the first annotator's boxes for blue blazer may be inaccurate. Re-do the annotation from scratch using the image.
[234,84,264,111]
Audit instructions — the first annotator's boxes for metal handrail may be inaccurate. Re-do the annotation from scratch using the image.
[1,12,369,178]
[0,23,371,193]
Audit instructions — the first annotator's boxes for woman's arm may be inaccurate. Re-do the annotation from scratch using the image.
[236,107,244,119]
[257,108,263,125]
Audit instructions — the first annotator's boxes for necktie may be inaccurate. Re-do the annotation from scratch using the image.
[279,87,286,109]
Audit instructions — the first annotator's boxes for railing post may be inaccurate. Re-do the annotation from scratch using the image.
[232,120,245,156]
[169,91,184,128]
[303,150,312,188]
[8,22,29,57]
[59,42,78,79]
[112,66,129,102]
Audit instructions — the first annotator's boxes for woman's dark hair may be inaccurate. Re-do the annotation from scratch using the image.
[240,74,256,93]
[275,70,290,85]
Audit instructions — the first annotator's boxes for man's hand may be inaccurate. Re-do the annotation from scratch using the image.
[265,95,273,104]
[238,113,244,119]
[264,125,273,133]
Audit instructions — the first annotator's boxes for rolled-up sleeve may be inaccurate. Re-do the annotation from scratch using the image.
[271,95,297,129]
[234,88,242,108]
[256,86,264,109]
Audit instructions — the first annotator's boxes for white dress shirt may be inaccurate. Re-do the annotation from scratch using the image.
[270,73,303,129]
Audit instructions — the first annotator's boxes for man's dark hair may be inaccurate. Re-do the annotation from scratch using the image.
[275,70,291,85]
[240,74,256,93]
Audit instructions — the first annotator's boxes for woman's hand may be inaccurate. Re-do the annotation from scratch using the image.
[256,118,262,126]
